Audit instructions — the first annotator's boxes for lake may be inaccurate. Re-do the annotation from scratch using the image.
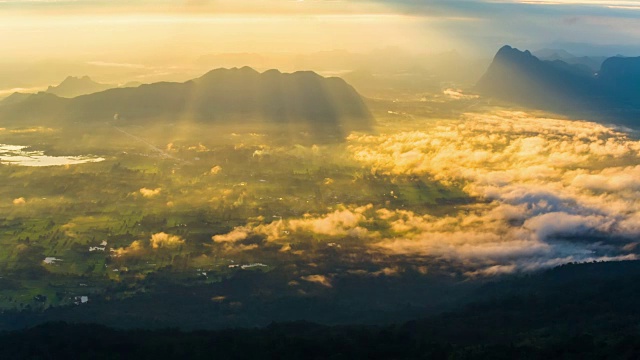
[0,144,105,167]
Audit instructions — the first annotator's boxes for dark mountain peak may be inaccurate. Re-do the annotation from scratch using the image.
[477,45,640,127]
[492,45,538,66]
[57,75,98,87]
[479,45,597,86]
[262,69,282,77]
[291,70,323,78]
[477,46,541,92]
[198,66,260,80]
[195,67,331,87]
[477,45,599,114]
[597,56,640,102]
[238,65,258,73]
[599,56,640,79]
[495,45,515,56]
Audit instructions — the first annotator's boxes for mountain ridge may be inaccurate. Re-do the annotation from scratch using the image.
[0,67,373,138]
[45,75,114,98]
[477,45,640,127]
[534,48,607,72]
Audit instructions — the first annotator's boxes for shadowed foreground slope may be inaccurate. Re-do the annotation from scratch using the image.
[3,261,640,359]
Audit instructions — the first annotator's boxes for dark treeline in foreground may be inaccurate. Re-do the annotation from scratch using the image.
[3,260,640,359]
[2,321,640,360]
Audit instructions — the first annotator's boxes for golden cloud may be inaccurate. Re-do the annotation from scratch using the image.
[210,165,222,175]
[140,187,162,198]
[346,110,640,274]
[112,240,145,257]
[150,232,185,249]
[301,274,332,288]
[206,110,640,276]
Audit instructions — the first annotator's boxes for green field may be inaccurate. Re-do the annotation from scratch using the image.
[0,102,476,313]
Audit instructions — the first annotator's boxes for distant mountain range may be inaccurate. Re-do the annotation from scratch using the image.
[0,67,373,136]
[477,45,640,127]
[0,92,32,106]
[533,48,608,72]
[0,76,140,105]
[45,76,115,98]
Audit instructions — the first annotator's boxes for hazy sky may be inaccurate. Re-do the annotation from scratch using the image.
[1,0,640,63]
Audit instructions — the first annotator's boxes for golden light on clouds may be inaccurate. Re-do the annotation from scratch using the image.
[210,110,640,277]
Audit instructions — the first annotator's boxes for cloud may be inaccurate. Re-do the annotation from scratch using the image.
[210,165,222,175]
[212,204,373,250]
[12,197,25,205]
[347,110,640,274]
[288,205,371,237]
[212,227,250,243]
[112,240,145,257]
[301,274,332,287]
[371,206,552,262]
[464,264,516,277]
[443,88,479,100]
[139,187,162,198]
[111,233,185,256]
[523,212,614,241]
[205,110,640,276]
[569,166,640,192]
[279,244,292,253]
[150,232,185,249]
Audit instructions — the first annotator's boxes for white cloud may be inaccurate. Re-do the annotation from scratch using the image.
[347,110,640,274]
[150,232,185,249]
[288,206,370,237]
[139,187,162,198]
[301,274,332,287]
[212,227,250,243]
[206,110,640,276]
[112,240,145,257]
[443,88,480,100]
[212,204,374,251]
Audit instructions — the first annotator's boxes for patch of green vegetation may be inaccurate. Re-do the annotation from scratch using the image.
[0,109,475,312]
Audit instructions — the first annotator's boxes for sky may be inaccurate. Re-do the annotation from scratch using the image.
[1,0,640,91]
[2,0,640,65]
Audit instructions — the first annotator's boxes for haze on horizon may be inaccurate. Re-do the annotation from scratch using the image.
[2,0,640,72]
